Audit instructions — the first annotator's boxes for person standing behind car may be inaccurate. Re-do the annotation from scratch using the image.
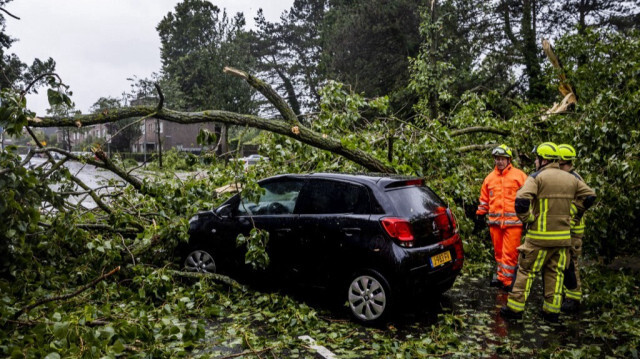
[500,142,596,323]
[476,144,528,291]
[557,144,587,313]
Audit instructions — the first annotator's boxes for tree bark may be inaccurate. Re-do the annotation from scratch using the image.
[28,68,395,174]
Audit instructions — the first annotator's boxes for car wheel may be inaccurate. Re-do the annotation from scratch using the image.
[347,270,391,323]
[184,249,217,273]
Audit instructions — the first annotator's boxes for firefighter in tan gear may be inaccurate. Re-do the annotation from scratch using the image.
[557,144,586,313]
[500,142,596,322]
[476,144,528,290]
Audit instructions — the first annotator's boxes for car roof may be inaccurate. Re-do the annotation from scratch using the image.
[262,172,422,189]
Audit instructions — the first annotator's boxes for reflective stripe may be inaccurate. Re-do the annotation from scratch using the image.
[565,288,582,300]
[488,220,523,225]
[570,203,577,216]
[543,301,561,313]
[538,199,549,232]
[487,212,519,218]
[527,230,571,240]
[479,201,489,206]
[524,250,547,303]
[507,298,525,312]
[499,262,517,270]
[498,267,515,278]
[504,220,523,225]
[551,248,568,312]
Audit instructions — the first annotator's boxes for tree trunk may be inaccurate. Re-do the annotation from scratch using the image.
[28,68,395,174]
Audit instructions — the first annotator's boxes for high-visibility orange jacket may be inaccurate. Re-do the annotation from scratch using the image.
[477,164,528,228]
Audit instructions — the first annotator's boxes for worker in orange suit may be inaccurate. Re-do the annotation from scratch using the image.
[476,144,528,291]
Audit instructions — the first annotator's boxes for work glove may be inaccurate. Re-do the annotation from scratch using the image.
[472,214,486,234]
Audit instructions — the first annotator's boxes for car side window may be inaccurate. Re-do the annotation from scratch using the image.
[296,180,371,214]
[237,179,304,215]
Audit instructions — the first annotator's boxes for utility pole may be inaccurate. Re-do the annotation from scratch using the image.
[143,118,147,166]
[156,118,162,168]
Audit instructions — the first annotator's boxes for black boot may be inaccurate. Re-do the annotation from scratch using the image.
[561,298,580,313]
[500,281,514,292]
[490,275,501,288]
[540,310,559,323]
[500,306,523,320]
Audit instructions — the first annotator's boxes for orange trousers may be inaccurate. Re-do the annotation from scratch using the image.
[490,225,522,286]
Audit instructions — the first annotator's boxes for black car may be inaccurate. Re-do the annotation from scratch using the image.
[184,173,463,323]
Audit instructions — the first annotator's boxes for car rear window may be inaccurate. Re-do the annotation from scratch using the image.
[296,179,372,214]
[386,186,445,218]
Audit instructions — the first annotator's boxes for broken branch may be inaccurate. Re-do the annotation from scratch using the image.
[12,266,121,320]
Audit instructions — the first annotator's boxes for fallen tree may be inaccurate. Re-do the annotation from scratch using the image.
[24,67,512,175]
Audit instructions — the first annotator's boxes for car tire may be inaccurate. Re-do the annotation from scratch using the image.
[346,269,392,324]
[184,249,217,273]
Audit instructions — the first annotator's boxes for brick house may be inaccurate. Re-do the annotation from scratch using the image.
[131,118,218,153]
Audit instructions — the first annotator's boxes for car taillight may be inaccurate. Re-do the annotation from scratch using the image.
[439,234,464,270]
[381,217,414,247]
[446,208,457,232]
[433,206,456,240]
[452,238,464,270]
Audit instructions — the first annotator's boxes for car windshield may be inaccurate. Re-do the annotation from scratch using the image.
[237,180,303,215]
[386,186,444,218]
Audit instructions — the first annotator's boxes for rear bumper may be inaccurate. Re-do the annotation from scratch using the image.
[392,234,464,296]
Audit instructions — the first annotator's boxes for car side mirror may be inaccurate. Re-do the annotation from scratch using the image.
[215,204,233,218]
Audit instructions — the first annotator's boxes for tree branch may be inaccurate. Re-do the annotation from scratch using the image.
[33,146,146,194]
[0,7,20,19]
[21,72,60,96]
[154,83,164,111]
[12,266,120,320]
[451,126,509,137]
[457,143,497,152]
[168,270,246,291]
[217,347,274,359]
[224,66,300,126]
[29,108,394,173]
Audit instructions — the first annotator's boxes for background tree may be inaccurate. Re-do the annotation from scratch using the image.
[548,0,640,36]
[157,0,257,156]
[322,0,425,116]
[1,1,56,92]
[409,0,513,121]
[252,0,328,116]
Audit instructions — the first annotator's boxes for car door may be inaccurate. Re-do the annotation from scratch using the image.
[232,178,304,273]
[293,179,377,285]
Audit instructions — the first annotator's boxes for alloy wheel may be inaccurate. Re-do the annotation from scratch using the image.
[348,274,387,321]
[184,250,216,273]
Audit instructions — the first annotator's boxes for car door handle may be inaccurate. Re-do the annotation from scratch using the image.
[342,228,361,237]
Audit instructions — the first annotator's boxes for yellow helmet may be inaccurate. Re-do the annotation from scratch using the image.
[533,142,559,160]
[491,144,513,158]
[557,144,577,161]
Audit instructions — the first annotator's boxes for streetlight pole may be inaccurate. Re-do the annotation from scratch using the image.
[143,118,147,166]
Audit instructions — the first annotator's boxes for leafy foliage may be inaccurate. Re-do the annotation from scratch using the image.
[2,2,640,357]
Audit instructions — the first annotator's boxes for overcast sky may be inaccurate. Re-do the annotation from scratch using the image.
[5,0,293,116]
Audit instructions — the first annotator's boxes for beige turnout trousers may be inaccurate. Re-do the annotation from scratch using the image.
[507,241,569,314]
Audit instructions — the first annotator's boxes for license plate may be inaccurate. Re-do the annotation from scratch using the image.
[430,251,452,268]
